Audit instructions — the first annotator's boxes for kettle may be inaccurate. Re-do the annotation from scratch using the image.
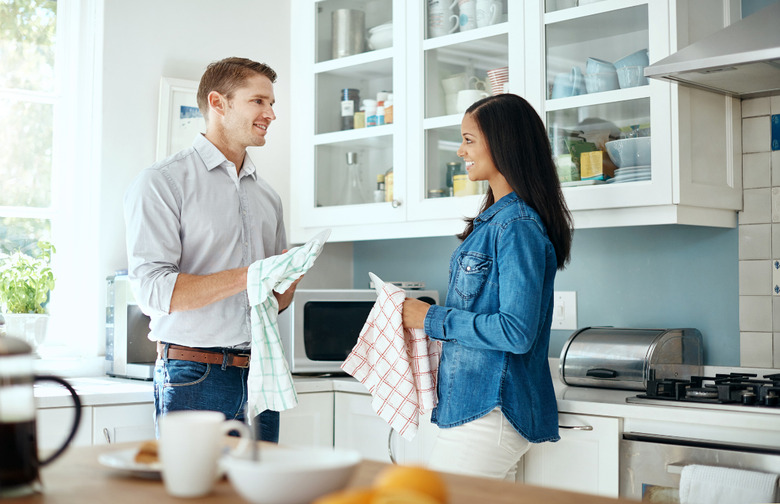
[0,335,81,497]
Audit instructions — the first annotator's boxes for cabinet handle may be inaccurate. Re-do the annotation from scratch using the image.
[559,425,593,431]
[666,463,684,474]
[103,427,112,443]
[391,199,402,208]
[387,429,398,465]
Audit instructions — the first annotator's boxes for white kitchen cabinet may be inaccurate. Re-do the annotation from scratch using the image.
[334,391,439,465]
[523,412,621,497]
[92,403,155,445]
[279,391,335,448]
[36,406,93,451]
[290,0,741,243]
[334,391,393,462]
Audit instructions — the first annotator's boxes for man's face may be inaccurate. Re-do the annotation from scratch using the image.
[221,73,276,148]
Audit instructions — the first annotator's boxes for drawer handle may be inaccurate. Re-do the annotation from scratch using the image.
[103,427,111,443]
[559,425,593,431]
[388,429,397,464]
[586,368,618,378]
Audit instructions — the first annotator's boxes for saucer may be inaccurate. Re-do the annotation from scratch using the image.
[98,448,161,479]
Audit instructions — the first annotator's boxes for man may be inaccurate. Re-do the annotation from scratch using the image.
[124,57,294,442]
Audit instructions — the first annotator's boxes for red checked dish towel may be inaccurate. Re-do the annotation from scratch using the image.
[341,272,441,441]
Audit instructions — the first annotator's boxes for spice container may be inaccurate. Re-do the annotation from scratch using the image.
[340,88,360,130]
[445,161,462,196]
[384,94,393,124]
[374,174,386,202]
[364,99,378,127]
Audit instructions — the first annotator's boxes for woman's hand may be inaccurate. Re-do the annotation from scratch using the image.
[403,298,430,329]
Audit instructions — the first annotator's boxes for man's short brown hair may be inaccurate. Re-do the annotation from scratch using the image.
[197,57,277,122]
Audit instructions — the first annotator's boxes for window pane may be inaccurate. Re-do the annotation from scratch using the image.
[0,0,57,92]
[0,98,53,207]
[0,217,50,255]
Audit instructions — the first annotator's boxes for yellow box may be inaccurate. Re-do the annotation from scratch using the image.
[580,151,604,180]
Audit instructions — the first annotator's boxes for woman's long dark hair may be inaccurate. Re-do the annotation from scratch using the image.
[456,94,573,269]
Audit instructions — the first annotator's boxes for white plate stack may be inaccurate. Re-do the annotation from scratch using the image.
[487,66,509,95]
[607,166,651,184]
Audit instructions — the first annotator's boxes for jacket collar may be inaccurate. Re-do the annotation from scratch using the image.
[475,192,519,225]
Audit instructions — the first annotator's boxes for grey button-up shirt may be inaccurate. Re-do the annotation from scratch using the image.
[123,134,286,349]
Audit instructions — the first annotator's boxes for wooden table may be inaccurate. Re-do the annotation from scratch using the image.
[8,442,639,504]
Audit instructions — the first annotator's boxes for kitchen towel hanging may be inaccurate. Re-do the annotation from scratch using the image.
[245,229,331,416]
[341,272,441,441]
[679,464,779,504]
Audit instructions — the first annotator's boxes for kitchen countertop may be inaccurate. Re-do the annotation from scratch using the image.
[11,441,639,504]
[35,360,780,448]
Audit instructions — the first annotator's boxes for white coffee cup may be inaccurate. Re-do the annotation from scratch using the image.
[456,89,489,113]
[476,0,501,27]
[159,411,251,498]
[458,0,477,31]
[427,0,459,38]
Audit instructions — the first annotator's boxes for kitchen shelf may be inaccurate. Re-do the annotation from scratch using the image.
[545,85,650,111]
[314,124,394,145]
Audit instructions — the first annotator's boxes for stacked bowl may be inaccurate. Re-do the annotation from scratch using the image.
[487,66,509,95]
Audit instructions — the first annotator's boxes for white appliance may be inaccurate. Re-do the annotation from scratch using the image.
[105,274,156,380]
[278,288,439,375]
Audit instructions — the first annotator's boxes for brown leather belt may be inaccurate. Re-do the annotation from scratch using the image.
[157,342,250,368]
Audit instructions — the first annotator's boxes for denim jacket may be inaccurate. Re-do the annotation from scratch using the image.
[424,192,560,443]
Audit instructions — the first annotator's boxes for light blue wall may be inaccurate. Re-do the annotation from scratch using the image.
[353,225,739,366]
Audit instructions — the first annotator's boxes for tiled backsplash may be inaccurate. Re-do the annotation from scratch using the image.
[738,95,780,367]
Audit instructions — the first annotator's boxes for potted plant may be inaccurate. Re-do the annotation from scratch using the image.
[0,241,56,352]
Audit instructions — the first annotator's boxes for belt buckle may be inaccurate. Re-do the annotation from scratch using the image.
[231,353,250,368]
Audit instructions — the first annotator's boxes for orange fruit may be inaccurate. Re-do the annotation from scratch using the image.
[312,487,375,504]
[372,465,448,504]
[372,488,442,504]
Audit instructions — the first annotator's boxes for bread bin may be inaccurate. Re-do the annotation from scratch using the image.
[559,327,703,390]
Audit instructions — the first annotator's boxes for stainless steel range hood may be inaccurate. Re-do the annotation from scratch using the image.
[644,2,780,98]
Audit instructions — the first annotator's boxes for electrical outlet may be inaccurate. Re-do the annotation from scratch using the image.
[552,291,577,330]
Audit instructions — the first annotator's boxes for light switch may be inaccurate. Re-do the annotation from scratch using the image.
[552,291,577,330]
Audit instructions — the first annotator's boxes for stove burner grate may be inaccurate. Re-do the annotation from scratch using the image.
[640,373,780,408]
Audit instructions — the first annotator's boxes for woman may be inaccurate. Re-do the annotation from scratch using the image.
[403,93,573,480]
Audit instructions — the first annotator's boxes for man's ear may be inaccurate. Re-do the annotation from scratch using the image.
[207,90,227,119]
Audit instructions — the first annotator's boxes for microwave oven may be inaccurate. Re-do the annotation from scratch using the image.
[105,274,157,380]
[278,288,439,375]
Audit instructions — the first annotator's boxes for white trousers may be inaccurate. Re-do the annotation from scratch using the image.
[427,407,531,481]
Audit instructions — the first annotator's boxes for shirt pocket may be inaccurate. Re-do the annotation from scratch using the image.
[453,252,493,300]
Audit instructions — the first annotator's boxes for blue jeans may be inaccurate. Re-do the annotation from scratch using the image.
[154,345,279,442]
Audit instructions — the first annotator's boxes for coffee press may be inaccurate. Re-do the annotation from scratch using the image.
[0,335,81,497]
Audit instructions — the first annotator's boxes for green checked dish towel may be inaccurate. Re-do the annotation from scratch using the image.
[246,229,331,416]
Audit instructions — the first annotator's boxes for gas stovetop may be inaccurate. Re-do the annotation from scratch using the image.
[626,373,780,411]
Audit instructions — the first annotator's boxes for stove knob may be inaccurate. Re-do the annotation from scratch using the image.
[765,393,779,407]
[742,391,757,405]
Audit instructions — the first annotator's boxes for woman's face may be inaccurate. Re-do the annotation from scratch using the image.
[457,113,499,183]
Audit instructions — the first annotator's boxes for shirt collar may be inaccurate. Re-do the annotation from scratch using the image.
[475,191,519,224]
[192,134,257,180]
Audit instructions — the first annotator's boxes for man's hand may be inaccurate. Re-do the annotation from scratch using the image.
[403,298,430,329]
[274,276,301,312]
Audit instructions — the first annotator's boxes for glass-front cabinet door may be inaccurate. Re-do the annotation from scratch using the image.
[292,0,406,232]
[406,0,516,222]
[534,0,673,214]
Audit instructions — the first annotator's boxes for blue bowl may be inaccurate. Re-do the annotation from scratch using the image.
[605,137,651,168]
[615,49,649,69]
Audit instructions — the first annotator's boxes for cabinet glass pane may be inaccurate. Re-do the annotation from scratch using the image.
[424,0,508,39]
[424,126,487,199]
[424,35,508,118]
[545,5,648,100]
[315,0,393,64]
[547,98,651,185]
[315,136,393,207]
[316,61,393,135]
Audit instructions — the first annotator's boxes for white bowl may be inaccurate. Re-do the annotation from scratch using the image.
[605,137,651,168]
[221,446,361,504]
[368,23,393,50]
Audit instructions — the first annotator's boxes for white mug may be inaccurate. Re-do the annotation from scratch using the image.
[427,0,459,38]
[456,89,489,113]
[458,0,477,31]
[159,411,251,498]
[476,0,501,27]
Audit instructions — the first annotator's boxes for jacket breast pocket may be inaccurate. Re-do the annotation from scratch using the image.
[453,252,492,300]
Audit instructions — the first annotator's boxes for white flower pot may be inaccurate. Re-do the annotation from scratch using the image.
[4,314,49,354]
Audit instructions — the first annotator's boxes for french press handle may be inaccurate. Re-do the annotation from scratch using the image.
[34,375,82,466]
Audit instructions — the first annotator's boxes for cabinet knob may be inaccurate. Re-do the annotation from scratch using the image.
[103,427,112,443]
[391,199,402,208]
[387,429,398,464]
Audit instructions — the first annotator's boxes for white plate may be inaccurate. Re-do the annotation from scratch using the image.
[612,175,651,183]
[98,448,162,479]
[614,165,651,176]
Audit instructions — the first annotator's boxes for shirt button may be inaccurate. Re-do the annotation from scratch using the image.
[466,266,471,271]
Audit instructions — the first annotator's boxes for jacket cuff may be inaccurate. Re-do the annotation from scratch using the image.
[424,304,449,341]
